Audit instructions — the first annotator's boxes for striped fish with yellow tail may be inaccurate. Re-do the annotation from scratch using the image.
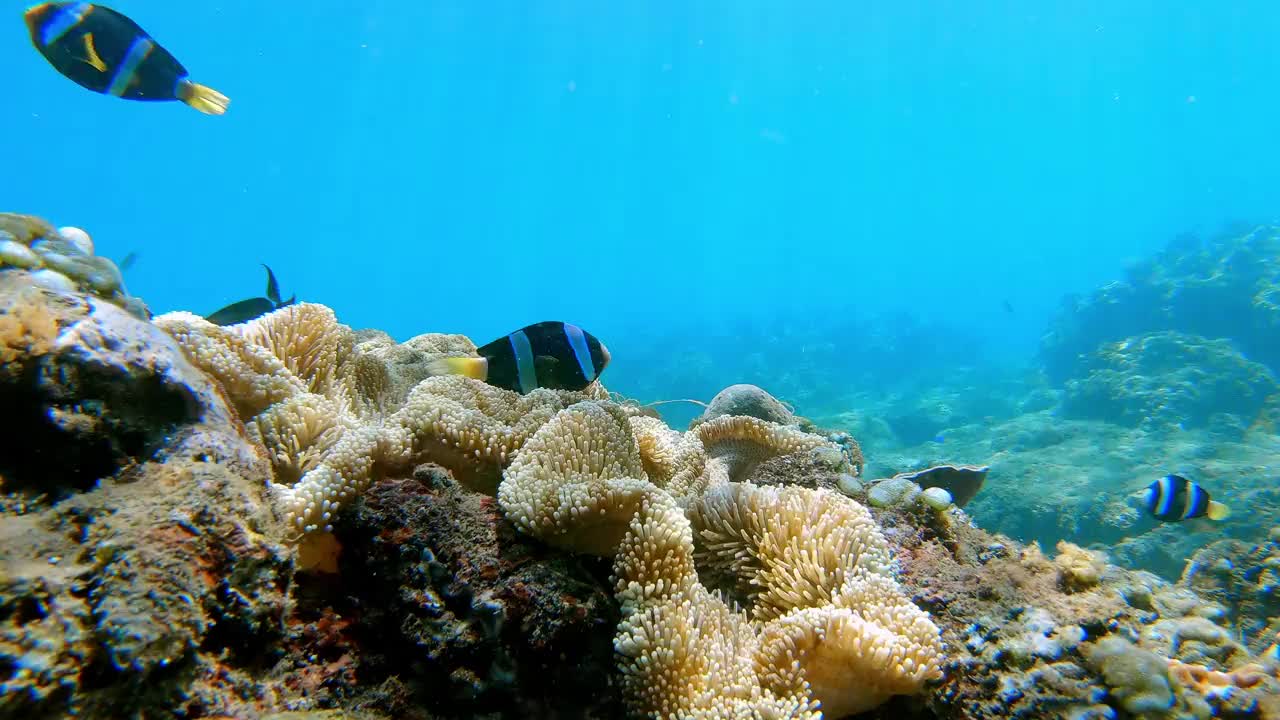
[430,321,612,394]
[24,3,229,115]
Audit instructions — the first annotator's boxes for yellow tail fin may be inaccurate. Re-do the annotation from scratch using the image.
[178,80,230,115]
[425,356,489,381]
[1207,501,1231,521]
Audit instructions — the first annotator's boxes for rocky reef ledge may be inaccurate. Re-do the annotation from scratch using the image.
[2,233,1278,718]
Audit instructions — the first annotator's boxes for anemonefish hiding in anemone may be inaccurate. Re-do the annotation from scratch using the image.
[1141,474,1230,523]
[430,321,611,394]
[24,2,229,115]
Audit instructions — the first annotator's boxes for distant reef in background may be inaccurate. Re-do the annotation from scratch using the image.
[820,224,1280,581]
[1042,224,1280,386]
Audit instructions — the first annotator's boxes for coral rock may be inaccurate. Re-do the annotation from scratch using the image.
[0,273,236,501]
[696,383,796,426]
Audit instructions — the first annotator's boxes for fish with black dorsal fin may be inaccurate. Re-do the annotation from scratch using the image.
[24,2,229,114]
[206,264,296,326]
[429,321,611,394]
[1141,473,1231,522]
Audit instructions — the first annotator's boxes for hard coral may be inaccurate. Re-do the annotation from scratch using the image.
[1083,636,1175,713]
[0,274,238,501]
[695,382,797,426]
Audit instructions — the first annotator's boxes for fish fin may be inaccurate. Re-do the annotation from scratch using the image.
[1207,501,1231,521]
[206,297,275,326]
[263,264,281,305]
[177,80,230,115]
[425,357,489,381]
[82,33,108,72]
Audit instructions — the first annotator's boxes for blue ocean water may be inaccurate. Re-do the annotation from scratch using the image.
[8,1,1280,413]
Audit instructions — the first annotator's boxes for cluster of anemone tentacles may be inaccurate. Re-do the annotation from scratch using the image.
[500,402,944,718]
[158,303,945,717]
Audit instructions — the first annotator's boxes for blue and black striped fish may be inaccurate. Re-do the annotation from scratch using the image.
[432,321,611,394]
[24,2,229,115]
[1142,474,1231,523]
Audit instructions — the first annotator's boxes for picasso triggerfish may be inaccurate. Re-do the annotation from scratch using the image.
[25,2,229,115]
[1141,474,1230,523]
[431,321,611,394]
[206,265,295,326]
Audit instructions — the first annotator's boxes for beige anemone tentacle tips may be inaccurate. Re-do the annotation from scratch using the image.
[694,415,837,489]
[689,483,896,622]
[629,415,707,502]
[499,401,659,556]
[757,572,946,718]
[611,490,822,719]
[247,392,352,486]
[154,311,307,419]
[616,482,943,718]
[278,376,600,534]
[238,303,353,397]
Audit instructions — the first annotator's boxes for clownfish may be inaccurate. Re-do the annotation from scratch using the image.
[1141,474,1230,523]
[24,2,229,115]
[430,321,611,394]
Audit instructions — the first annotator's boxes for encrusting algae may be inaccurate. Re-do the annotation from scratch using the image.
[3,221,1280,719]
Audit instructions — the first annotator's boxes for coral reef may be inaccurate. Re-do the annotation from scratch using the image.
[0,273,291,718]
[1040,224,1280,383]
[1061,331,1278,432]
[5,264,1280,720]
[0,213,147,319]
[846,382,1280,582]
[282,469,623,718]
[887,507,1280,719]
[0,272,237,501]
[154,305,610,534]
[1180,532,1280,655]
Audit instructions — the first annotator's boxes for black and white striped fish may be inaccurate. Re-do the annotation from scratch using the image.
[1141,474,1231,523]
[24,2,229,114]
[431,321,611,394]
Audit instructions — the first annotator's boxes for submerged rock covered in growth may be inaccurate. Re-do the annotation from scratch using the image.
[1041,223,1280,383]
[1061,330,1278,432]
[1,260,1278,719]
[0,271,291,717]
[0,213,147,318]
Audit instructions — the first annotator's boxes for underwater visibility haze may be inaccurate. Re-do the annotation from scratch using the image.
[3,1,1280,718]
